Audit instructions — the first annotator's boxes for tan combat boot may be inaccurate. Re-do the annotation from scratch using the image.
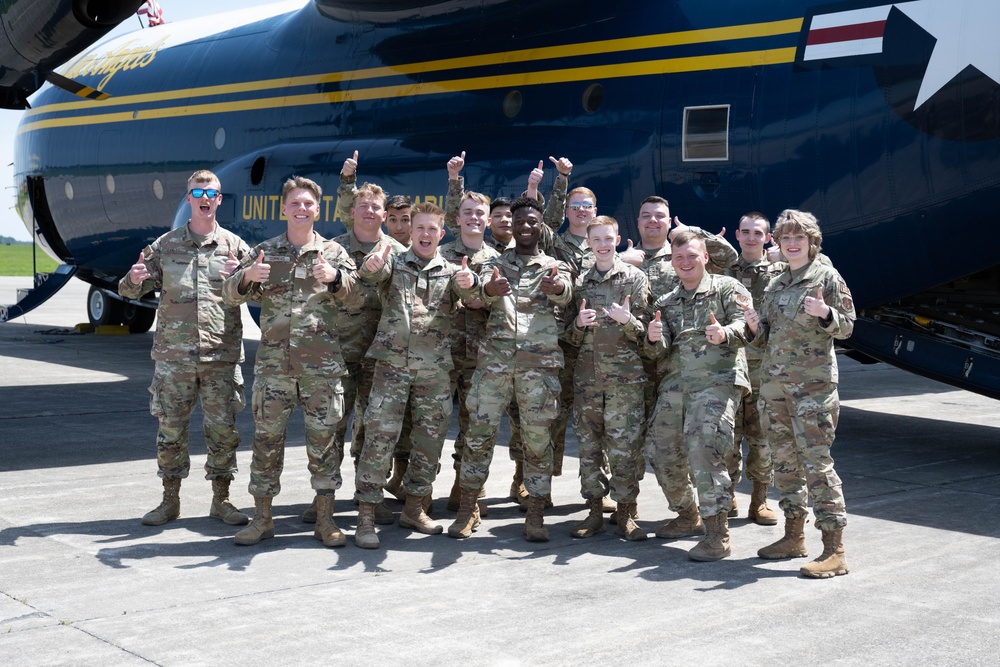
[616,501,648,541]
[524,495,550,542]
[448,487,482,538]
[448,465,462,511]
[301,496,318,523]
[209,477,249,526]
[142,477,181,526]
[313,493,346,547]
[509,460,528,503]
[234,496,274,545]
[602,495,617,513]
[374,500,395,525]
[655,502,706,539]
[747,480,778,525]
[571,497,606,538]
[688,511,731,561]
[399,494,443,535]
[355,501,380,549]
[757,515,809,559]
[384,458,408,502]
[728,483,739,518]
[800,528,849,578]
[519,492,553,512]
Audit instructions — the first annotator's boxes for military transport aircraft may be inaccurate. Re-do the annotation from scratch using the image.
[3,0,1000,398]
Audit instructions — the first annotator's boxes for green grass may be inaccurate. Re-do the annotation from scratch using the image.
[0,244,60,276]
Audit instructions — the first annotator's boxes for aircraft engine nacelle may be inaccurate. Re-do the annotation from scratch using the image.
[0,0,146,109]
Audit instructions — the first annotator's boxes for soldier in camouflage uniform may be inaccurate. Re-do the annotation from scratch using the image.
[448,197,573,543]
[222,176,359,548]
[119,170,251,528]
[562,217,651,541]
[620,196,739,422]
[440,170,500,511]
[725,212,784,525]
[332,153,415,509]
[641,230,751,562]
[446,153,530,505]
[745,209,855,579]
[352,203,478,548]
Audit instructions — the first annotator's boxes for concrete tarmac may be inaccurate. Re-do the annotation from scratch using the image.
[1,277,999,667]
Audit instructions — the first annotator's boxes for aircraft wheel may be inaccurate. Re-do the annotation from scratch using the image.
[87,286,123,327]
[121,302,156,333]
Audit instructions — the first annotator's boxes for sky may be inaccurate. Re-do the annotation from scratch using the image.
[0,0,295,241]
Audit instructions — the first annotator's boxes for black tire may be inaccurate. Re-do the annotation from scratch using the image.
[121,302,156,333]
[86,285,123,327]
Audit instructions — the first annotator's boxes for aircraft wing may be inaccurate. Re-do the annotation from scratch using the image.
[0,0,145,109]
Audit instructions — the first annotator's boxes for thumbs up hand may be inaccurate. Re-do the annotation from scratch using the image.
[312,252,339,283]
[804,286,831,318]
[550,156,573,177]
[455,255,476,290]
[245,251,271,284]
[576,298,597,328]
[528,160,544,187]
[602,295,632,325]
[220,250,239,278]
[484,266,511,297]
[342,150,359,178]
[365,245,392,273]
[129,251,150,285]
[647,310,663,343]
[705,312,726,345]
[448,151,466,179]
[619,238,645,267]
[539,265,563,295]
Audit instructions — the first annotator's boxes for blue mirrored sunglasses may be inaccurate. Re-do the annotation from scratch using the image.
[189,188,220,198]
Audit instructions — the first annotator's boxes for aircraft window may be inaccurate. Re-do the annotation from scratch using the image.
[250,157,266,186]
[214,127,226,150]
[683,105,730,161]
[64,181,74,200]
[582,83,603,113]
[503,90,522,119]
[105,175,116,194]
[152,179,164,200]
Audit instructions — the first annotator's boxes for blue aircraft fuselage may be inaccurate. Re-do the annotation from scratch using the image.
[13,0,1000,396]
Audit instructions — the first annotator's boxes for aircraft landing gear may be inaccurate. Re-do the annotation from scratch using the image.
[87,285,122,327]
[121,301,156,333]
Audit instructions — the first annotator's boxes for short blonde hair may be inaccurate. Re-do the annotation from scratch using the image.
[586,215,619,236]
[355,182,387,208]
[282,175,322,201]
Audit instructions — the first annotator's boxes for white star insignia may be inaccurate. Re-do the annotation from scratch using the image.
[895,0,1000,108]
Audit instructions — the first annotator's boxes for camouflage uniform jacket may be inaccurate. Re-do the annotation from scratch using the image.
[725,255,784,364]
[640,227,739,300]
[359,248,463,371]
[749,258,855,384]
[469,249,573,369]
[332,230,408,364]
[440,237,500,362]
[563,257,650,385]
[118,222,250,363]
[335,173,357,230]
[222,232,358,378]
[641,272,751,393]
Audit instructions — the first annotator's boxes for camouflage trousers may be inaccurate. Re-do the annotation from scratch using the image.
[248,373,344,497]
[573,381,646,503]
[645,383,739,518]
[339,359,412,467]
[449,345,477,465]
[356,362,452,504]
[148,360,244,480]
[462,364,560,497]
[548,339,578,476]
[726,373,773,485]
[758,380,846,531]
[505,396,523,462]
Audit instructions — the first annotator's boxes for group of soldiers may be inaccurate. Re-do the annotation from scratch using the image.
[121,151,855,579]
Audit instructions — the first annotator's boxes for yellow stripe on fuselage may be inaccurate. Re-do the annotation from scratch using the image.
[18,17,802,133]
